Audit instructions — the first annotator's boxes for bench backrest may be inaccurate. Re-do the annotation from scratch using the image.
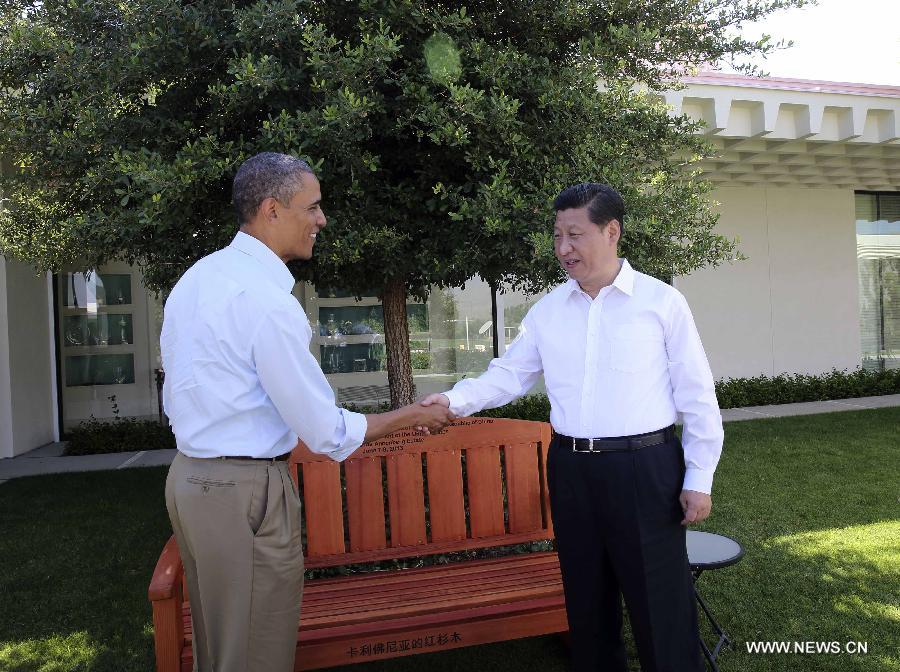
[290,418,554,569]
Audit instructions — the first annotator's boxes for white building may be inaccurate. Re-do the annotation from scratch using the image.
[666,73,899,378]
[1,72,898,458]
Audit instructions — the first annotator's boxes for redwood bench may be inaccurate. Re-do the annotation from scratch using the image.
[149,418,567,670]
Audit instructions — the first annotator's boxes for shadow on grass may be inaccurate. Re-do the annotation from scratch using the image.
[0,468,172,672]
[690,408,900,672]
[692,521,900,672]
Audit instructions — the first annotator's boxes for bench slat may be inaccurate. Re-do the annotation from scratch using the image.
[466,444,505,538]
[425,449,466,542]
[302,552,560,593]
[294,604,567,671]
[386,453,427,547]
[300,558,561,614]
[294,419,546,462]
[302,461,345,557]
[304,581,563,628]
[345,457,387,552]
[302,528,553,568]
[505,442,545,534]
[303,579,563,626]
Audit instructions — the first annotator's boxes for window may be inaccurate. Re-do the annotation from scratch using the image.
[56,265,153,429]
[298,278,498,403]
[855,192,900,371]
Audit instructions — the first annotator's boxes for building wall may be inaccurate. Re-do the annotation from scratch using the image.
[0,257,56,457]
[0,257,14,458]
[675,186,862,380]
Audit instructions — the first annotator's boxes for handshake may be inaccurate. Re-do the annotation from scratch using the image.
[362,393,456,443]
[408,393,454,434]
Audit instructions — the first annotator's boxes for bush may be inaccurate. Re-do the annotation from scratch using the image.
[65,417,175,456]
[475,394,552,421]
[410,352,432,370]
[469,368,900,422]
[715,368,900,409]
[62,368,898,455]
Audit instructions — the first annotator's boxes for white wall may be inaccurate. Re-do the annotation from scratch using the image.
[0,257,56,457]
[676,186,862,380]
[0,256,14,458]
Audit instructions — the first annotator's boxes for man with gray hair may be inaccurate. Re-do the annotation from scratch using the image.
[162,152,454,672]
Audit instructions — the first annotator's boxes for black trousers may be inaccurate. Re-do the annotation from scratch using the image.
[548,433,705,672]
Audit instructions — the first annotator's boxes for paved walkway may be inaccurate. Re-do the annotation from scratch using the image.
[1,394,898,484]
[0,443,176,484]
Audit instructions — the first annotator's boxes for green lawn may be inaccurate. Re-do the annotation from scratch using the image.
[1,408,898,672]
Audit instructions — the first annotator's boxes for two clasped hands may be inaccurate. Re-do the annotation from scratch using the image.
[405,392,453,434]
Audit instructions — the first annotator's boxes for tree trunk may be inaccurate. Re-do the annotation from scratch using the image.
[382,278,414,409]
[489,281,499,358]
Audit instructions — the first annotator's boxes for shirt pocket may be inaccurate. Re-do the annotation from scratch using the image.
[609,324,664,373]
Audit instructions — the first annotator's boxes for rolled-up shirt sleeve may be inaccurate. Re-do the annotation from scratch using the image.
[444,317,544,417]
[665,291,724,494]
[253,304,367,461]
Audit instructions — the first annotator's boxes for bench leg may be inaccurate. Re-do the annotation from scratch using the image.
[151,595,183,672]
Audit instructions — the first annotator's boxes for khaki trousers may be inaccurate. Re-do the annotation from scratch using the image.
[165,452,304,672]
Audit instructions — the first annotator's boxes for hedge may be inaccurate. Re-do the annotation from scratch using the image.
[63,368,898,455]
[474,367,900,422]
[65,417,175,456]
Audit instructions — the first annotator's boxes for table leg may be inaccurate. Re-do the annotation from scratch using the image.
[699,636,720,672]
[693,570,733,670]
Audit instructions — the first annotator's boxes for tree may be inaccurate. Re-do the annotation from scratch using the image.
[0,0,805,407]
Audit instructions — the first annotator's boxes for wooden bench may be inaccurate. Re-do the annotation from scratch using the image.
[149,418,567,670]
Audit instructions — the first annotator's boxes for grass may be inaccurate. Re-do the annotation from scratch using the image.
[0,408,898,672]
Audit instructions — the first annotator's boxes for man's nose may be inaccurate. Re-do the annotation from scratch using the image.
[318,211,327,228]
[558,238,572,255]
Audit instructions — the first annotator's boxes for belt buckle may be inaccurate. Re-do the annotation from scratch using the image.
[571,437,595,453]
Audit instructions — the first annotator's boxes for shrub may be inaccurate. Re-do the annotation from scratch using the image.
[475,394,552,421]
[715,368,900,409]
[63,368,897,455]
[410,352,432,370]
[65,417,175,456]
[470,368,900,422]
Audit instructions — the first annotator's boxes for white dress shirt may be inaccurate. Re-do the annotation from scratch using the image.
[444,259,723,494]
[161,231,367,460]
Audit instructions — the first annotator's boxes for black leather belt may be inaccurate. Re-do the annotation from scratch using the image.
[218,452,290,462]
[553,426,675,453]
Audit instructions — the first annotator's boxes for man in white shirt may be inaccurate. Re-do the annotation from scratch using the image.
[421,183,723,671]
[162,152,453,672]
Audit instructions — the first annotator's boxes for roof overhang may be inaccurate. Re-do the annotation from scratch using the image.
[662,73,900,191]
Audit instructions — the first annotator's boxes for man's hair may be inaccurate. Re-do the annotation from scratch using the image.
[553,183,625,237]
[232,152,314,225]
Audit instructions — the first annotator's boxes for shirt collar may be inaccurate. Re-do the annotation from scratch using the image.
[565,258,635,299]
[229,231,296,293]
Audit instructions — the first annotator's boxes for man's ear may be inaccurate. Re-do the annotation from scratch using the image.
[606,219,621,245]
[258,196,280,222]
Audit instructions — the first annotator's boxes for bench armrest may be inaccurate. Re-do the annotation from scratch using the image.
[149,535,184,602]
[149,535,185,672]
